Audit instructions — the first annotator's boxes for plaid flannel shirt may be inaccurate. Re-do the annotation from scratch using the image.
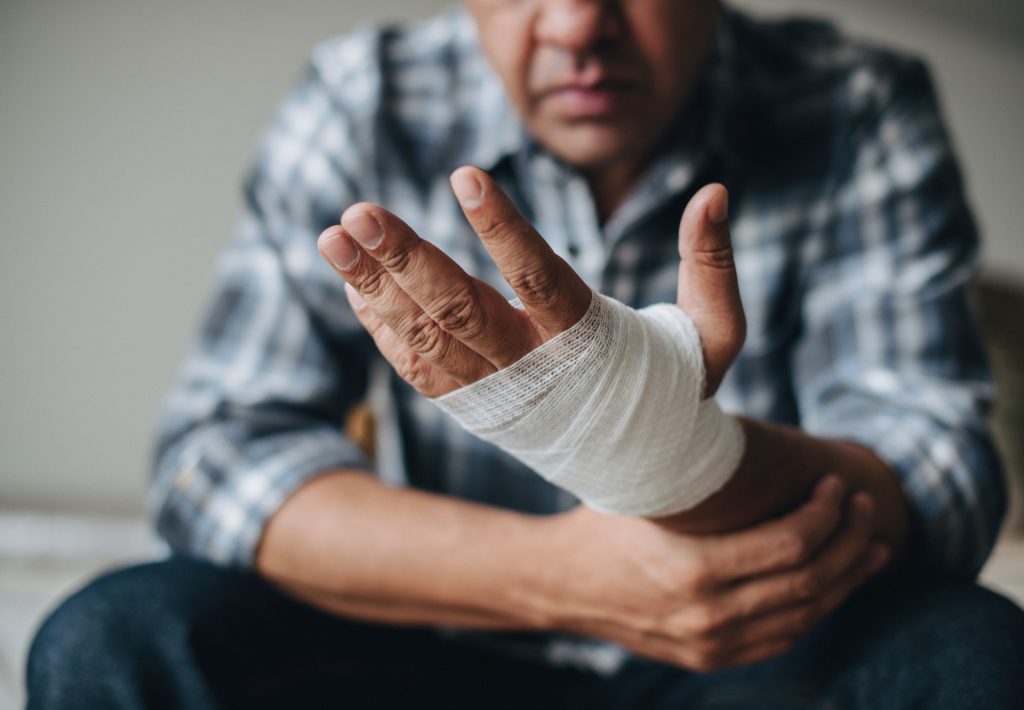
[150,6,1005,589]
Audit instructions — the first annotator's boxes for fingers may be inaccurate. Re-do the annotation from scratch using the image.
[597,616,800,674]
[319,226,494,386]
[337,204,540,368]
[673,491,889,672]
[318,166,593,383]
[717,636,800,670]
[675,184,746,397]
[450,166,593,338]
[718,492,881,618]
[700,476,846,582]
[744,540,888,641]
[343,283,461,398]
[625,521,887,673]
[709,537,890,666]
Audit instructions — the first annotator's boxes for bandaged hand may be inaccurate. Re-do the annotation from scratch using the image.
[433,291,744,515]
[318,167,747,516]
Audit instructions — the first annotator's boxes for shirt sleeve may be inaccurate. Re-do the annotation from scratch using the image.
[148,52,379,567]
[793,58,1006,578]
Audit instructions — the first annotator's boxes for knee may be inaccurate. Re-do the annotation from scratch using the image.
[922,579,1024,662]
[27,563,160,703]
[835,573,1024,706]
[26,570,121,706]
[903,580,1024,702]
[26,558,239,707]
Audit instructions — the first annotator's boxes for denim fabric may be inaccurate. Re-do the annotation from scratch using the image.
[27,557,1024,709]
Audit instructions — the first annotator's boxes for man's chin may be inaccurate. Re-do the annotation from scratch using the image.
[533,121,650,173]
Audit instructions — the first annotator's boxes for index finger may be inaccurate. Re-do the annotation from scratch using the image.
[450,166,593,338]
[700,476,846,582]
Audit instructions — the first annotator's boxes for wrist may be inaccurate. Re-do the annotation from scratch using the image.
[501,512,578,633]
[526,508,625,636]
[459,510,585,634]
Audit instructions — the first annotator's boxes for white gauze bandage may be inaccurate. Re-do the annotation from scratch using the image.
[430,291,745,517]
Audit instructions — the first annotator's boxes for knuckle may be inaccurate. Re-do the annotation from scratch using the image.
[404,317,447,358]
[689,605,728,638]
[681,555,715,591]
[377,239,420,273]
[779,532,811,565]
[434,286,486,339]
[506,265,562,307]
[692,245,736,272]
[355,267,389,301]
[395,351,430,390]
[474,213,510,243]
[663,613,691,640]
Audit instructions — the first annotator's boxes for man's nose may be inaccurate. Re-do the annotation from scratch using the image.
[534,0,620,55]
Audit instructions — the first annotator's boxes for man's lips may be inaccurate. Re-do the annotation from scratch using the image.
[537,79,640,119]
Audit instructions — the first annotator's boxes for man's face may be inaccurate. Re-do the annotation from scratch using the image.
[464,0,718,172]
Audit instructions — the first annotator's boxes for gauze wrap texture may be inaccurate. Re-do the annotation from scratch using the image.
[431,291,745,517]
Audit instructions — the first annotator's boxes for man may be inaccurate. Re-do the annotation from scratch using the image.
[27,1,1024,708]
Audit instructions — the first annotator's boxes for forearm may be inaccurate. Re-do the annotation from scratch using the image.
[657,417,911,562]
[255,470,562,630]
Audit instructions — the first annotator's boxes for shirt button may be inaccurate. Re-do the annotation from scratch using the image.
[175,466,195,491]
[174,448,201,490]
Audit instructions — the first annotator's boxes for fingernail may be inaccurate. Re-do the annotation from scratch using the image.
[815,476,844,503]
[706,186,729,224]
[342,211,383,249]
[451,168,483,209]
[344,281,365,308]
[854,495,875,522]
[869,545,890,572]
[320,232,360,271]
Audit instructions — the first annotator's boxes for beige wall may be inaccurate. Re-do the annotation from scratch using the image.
[2,0,1022,512]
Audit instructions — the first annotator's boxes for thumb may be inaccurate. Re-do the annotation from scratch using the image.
[676,183,746,398]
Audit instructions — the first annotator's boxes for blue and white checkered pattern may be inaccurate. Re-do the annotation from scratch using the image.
[149,6,1005,581]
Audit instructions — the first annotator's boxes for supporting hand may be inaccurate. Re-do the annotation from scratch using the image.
[547,476,890,671]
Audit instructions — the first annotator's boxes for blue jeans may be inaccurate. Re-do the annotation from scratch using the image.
[26,556,1024,709]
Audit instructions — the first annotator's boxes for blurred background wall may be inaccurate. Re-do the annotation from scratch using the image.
[2,0,1022,515]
